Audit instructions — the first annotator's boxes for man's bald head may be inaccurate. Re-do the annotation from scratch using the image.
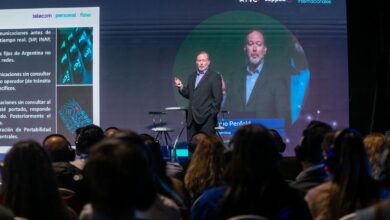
[43,134,75,162]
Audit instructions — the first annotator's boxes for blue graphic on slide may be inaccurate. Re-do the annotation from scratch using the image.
[57,27,93,85]
[58,99,92,133]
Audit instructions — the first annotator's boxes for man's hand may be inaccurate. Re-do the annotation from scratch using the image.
[174,77,183,89]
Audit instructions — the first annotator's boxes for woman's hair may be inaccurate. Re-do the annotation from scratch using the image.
[218,124,284,218]
[184,135,225,200]
[2,140,72,220]
[363,133,386,179]
[325,129,381,218]
[84,138,156,217]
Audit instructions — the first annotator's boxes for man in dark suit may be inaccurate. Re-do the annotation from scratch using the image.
[225,29,291,126]
[174,51,222,151]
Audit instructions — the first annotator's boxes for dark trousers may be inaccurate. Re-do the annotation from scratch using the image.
[187,115,217,155]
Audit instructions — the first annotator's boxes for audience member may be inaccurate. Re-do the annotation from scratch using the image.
[268,128,303,182]
[191,124,311,220]
[104,126,120,138]
[269,129,286,153]
[43,134,82,191]
[363,133,386,179]
[1,140,77,220]
[353,200,390,220]
[140,133,188,209]
[81,139,152,219]
[290,121,332,194]
[305,129,387,220]
[80,137,181,220]
[72,124,104,170]
[378,139,390,189]
[43,134,85,213]
[0,205,14,220]
[184,135,225,203]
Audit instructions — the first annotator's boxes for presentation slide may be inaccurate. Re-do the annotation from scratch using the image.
[0,7,99,150]
[0,0,348,156]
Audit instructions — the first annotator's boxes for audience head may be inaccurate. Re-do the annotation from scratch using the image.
[323,128,369,178]
[75,124,104,155]
[84,138,156,217]
[104,126,120,138]
[219,124,295,219]
[379,139,390,188]
[2,140,71,220]
[295,120,332,164]
[322,128,380,218]
[188,132,207,153]
[139,133,166,178]
[185,135,225,200]
[269,129,286,153]
[43,133,75,162]
[363,133,386,178]
[226,124,280,185]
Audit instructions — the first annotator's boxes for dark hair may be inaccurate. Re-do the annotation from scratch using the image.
[139,134,186,207]
[43,133,75,162]
[325,128,381,218]
[196,50,210,60]
[75,124,104,155]
[188,132,208,153]
[295,120,332,163]
[139,133,166,179]
[269,129,286,153]
[84,139,156,217]
[2,140,72,220]
[219,124,283,218]
[244,28,267,46]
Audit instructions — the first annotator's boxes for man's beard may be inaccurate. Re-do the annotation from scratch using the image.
[249,56,262,66]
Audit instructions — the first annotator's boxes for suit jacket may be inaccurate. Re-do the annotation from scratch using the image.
[179,69,222,125]
[225,60,291,126]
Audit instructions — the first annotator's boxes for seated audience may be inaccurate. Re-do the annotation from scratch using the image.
[352,200,390,220]
[1,140,77,220]
[363,133,386,179]
[42,134,83,192]
[140,134,188,209]
[81,135,181,220]
[191,124,312,220]
[269,128,302,182]
[290,121,332,195]
[305,128,388,220]
[104,126,120,138]
[72,124,104,170]
[43,133,85,213]
[0,205,14,220]
[184,135,225,203]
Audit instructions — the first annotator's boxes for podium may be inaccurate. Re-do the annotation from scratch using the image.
[215,110,229,140]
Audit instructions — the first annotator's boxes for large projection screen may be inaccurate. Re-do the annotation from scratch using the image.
[0,0,348,156]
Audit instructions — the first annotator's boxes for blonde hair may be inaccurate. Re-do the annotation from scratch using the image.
[363,133,386,179]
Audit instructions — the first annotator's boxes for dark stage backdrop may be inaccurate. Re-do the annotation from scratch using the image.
[0,0,348,156]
